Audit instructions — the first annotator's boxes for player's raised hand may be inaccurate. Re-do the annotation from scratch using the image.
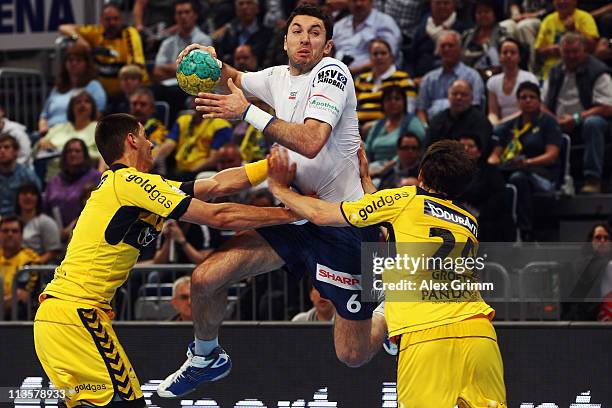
[195,78,249,119]
[267,146,296,191]
[176,43,218,65]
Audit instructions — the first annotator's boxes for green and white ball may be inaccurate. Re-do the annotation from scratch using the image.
[176,49,221,95]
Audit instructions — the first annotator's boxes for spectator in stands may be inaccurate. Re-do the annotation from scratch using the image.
[105,65,144,115]
[162,98,233,180]
[534,0,599,79]
[562,223,612,321]
[408,0,471,79]
[232,98,272,163]
[59,2,149,96]
[487,38,539,126]
[14,183,62,264]
[216,143,244,171]
[354,38,416,130]
[169,276,193,321]
[374,0,422,49]
[153,0,212,124]
[426,80,492,154]
[458,134,509,242]
[500,1,549,71]
[593,4,612,69]
[460,0,507,73]
[332,0,401,75]
[488,81,562,242]
[133,0,180,58]
[129,87,169,164]
[213,0,273,66]
[292,281,335,322]
[38,45,106,135]
[364,85,425,170]
[36,91,101,180]
[43,139,101,242]
[0,106,31,167]
[0,215,40,320]
[377,132,422,189]
[154,220,212,265]
[233,44,259,71]
[416,30,485,125]
[0,134,40,216]
[543,32,612,194]
[60,183,97,246]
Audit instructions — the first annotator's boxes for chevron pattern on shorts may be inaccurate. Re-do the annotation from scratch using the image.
[77,308,135,401]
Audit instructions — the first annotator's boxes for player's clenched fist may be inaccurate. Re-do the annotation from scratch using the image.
[176,43,218,65]
[267,146,296,190]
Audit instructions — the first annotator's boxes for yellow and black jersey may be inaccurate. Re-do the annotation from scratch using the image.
[42,164,193,309]
[341,185,494,338]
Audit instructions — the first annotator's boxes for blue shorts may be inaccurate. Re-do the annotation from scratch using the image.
[256,222,380,320]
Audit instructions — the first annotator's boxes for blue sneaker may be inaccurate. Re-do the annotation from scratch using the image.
[156,342,232,398]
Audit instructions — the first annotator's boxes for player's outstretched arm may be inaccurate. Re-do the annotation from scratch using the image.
[267,147,347,227]
[176,43,244,89]
[180,199,297,230]
[196,80,330,159]
[190,160,267,201]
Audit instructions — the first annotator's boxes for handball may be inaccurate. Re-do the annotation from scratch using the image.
[176,49,221,95]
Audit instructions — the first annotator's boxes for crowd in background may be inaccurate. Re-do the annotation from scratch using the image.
[1,0,612,321]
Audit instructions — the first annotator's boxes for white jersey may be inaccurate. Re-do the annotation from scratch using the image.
[241,57,363,202]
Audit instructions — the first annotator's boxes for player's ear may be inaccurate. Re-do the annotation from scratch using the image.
[126,132,138,149]
[323,39,333,56]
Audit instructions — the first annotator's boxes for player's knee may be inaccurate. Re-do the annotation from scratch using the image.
[191,263,223,296]
[336,348,369,368]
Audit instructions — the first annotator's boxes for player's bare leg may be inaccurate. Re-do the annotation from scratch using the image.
[191,230,284,340]
[333,311,387,367]
[158,230,284,398]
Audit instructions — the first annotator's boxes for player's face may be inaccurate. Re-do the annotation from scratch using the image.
[134,123,154,171]
[285,15,332,74]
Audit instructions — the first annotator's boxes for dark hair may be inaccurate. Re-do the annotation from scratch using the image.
[15,182,43,216]
[173,0,199,14]
[458,134,482,151]
[473,0,500,23]
[56,44,97,93]
[95,113,140,164]
[516,81,540,100]
[498,37,521,53]
[419,140,475,199]
[587,223,612,242]
[0,214,24,232]
[102,1,122,13]
[67,90,98,124]
[286,5,334,42]
[369,38,392,54]
[0,133,19,150]
[59,138,92,174]
[397,132,421,149]
[381,85,407,114]
[130,86,156,105]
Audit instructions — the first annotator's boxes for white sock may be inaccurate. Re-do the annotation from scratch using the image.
[194,337,219,356]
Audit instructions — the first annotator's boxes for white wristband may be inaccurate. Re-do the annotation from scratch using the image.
[243,103,274,132]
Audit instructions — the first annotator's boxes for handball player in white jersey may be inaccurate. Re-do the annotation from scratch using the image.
[158,5,385,398]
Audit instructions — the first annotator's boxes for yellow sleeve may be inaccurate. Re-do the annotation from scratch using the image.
[534,15,555,49]
[340,187,414,227]
[576,10,599,39]
[77,25,101,45]
[115,169,192,219]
